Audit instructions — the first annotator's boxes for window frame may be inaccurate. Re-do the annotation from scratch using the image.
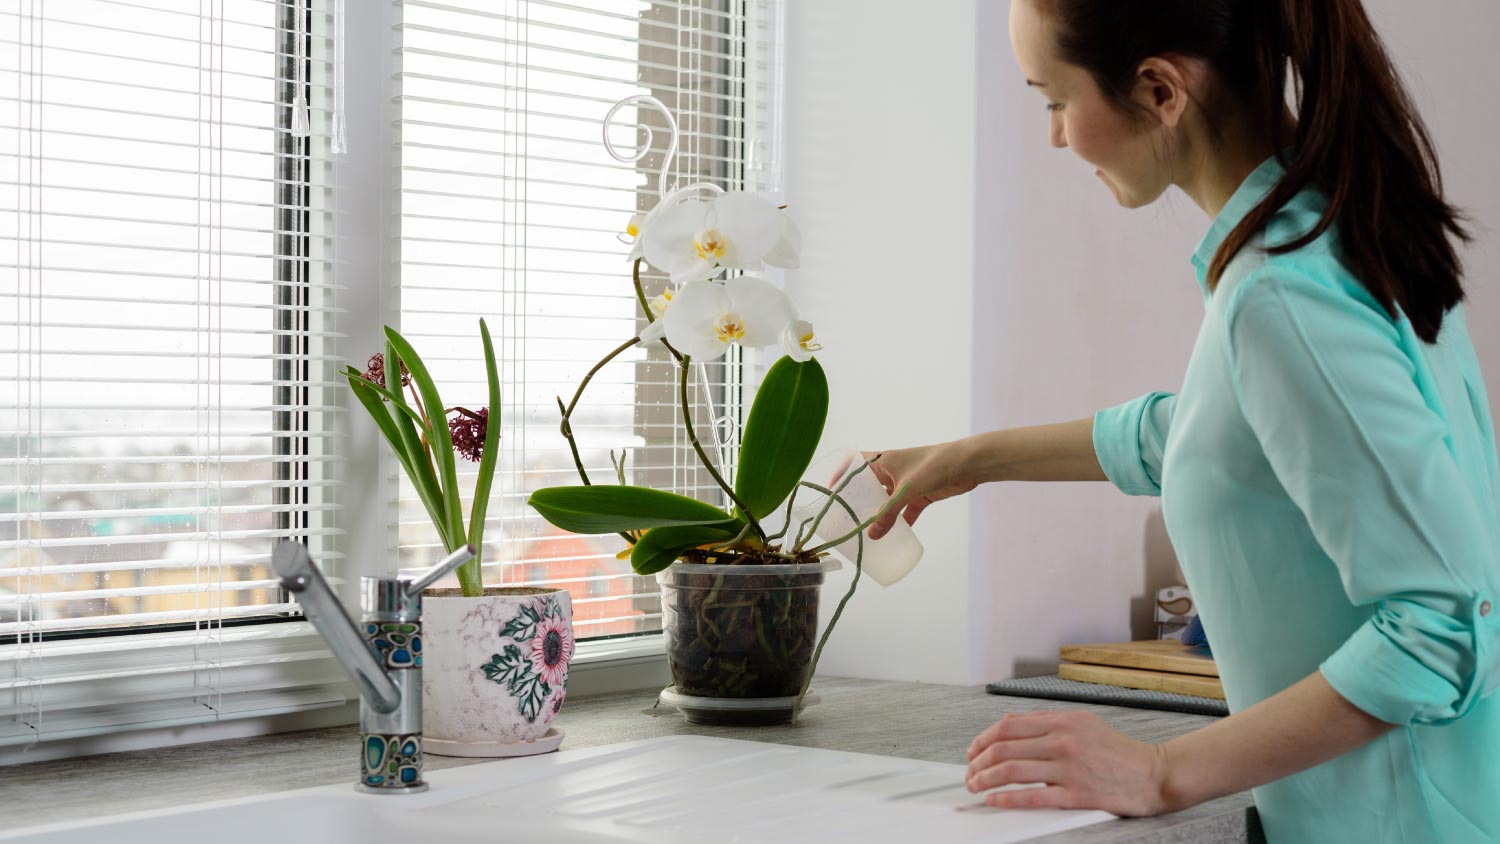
[0,0,785,763]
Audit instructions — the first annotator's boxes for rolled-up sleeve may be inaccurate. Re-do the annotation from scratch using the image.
[1094,391,1177,497]
[1224,268,1500,726]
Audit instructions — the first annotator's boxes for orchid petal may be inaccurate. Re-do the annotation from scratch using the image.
[640,199,709,278]
[723,276,794,349]
[712,192,786,269]
[639,318,667,344]
[662,281,734,360]
[764,211,801,269]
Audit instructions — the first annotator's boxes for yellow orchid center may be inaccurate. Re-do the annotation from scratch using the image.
[626,221,640,238]
[799,329,822,352]
[694,228,727,262]
[713,312,746,344]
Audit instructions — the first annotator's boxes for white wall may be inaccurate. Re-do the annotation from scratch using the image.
[788,0,1500,688]
[783,0,978,684]
[969,1,1204,683]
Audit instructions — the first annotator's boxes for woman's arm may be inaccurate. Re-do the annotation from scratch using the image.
[867,417,1106,538]
[964,670,1394,815]
[964,418,1109,484]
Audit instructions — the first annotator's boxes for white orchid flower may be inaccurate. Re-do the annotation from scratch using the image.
[638,277,793,361]
[640,192,788,285]
[782,319,822,362]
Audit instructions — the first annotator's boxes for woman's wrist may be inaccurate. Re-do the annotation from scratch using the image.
[1153,740,1201,815]
[955,431,1012,485]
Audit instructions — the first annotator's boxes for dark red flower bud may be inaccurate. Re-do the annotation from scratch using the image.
[362,352,412,397]
[449,407,490,462]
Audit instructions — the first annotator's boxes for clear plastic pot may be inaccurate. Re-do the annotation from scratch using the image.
[657,558,842,712]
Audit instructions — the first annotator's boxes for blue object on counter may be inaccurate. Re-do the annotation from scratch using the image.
[1180,614,1210,651]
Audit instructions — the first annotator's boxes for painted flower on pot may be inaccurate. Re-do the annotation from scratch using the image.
[477,597,572,723]
[531,613,574,687]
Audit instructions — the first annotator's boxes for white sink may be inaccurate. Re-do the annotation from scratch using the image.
[2,736,1114,844]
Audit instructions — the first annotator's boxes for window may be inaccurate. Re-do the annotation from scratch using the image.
[395,0,775,641]
[0,0,785,756]
[0,0,344,749]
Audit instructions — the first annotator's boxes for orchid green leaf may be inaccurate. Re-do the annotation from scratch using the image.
[629,523,740,576]
[528,485,732,535]
[734,356,828,520]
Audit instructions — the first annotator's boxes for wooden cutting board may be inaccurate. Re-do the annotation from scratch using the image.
[1060,640,1218,677]
[1058,663,1226,700]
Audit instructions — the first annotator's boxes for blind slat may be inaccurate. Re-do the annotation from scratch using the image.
[0,602,307,636]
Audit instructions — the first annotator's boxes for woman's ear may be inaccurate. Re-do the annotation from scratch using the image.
[1132,56,1196,129]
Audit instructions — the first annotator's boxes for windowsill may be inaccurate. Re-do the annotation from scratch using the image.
[0,628,669,765]
[0,678,1259,844]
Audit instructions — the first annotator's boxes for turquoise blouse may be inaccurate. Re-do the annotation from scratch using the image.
[1093,156,1500,844]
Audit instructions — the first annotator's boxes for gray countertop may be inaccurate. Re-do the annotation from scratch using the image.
[0,677,1260,843]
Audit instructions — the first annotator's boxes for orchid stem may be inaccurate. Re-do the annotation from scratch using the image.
[557,337,641,547]
[766,484,801,542]
[708,521,755,553]
[793,483,861,724]
[633,258,654,323]
[679,356,766,544]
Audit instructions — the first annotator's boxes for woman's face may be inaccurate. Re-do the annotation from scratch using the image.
[1008,0,1172,209]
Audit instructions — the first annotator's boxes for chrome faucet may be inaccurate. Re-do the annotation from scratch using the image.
[273,540,475,794]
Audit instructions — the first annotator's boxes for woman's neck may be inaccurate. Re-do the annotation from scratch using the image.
[1177,110,1292,219]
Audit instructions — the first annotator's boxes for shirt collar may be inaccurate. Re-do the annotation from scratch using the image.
[1190,153,1287,293]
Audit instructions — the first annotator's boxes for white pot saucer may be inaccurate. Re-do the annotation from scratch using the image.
[425,727,565,758]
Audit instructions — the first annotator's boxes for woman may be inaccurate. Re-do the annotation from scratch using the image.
[869,1,1499,841]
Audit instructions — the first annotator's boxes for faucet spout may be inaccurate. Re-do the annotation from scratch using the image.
[273,541,402,715]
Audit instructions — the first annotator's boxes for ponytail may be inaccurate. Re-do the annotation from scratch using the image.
[1213,0,1469,343]
[1041,0,1470,343]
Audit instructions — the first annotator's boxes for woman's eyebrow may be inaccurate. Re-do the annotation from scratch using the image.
[1026,79,1048,88]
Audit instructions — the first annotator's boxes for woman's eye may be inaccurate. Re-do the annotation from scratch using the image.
[1047,103,1064,113]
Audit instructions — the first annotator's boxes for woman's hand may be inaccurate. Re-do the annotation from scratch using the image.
[866,441,978,539]
[965,711,1175,817]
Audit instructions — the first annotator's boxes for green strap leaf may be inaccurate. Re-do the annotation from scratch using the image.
[382,336,450,551]
[528,485,732,535]
[387,327,466,552]
[734,356,829,520]
[341,366,428,429]
[464,319,503,596]
[630,523,740,575]
[346,373,449,544]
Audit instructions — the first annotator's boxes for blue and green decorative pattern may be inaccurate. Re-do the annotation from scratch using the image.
[363,621,422,669]
[361,733,422,789]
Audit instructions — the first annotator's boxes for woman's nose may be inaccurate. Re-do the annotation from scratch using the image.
[1049,115,1067,149]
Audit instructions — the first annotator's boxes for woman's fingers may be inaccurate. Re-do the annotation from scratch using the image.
[967,760,1065,793]
[985,785,1076,810]
[968,712,1059,759]
[967,736,1059,772]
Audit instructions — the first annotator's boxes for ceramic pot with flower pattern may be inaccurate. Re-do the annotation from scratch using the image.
[420,587,574,749]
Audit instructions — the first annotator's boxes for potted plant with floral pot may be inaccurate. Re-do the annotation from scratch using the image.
[525,97,903,727]
[345,322,574,756]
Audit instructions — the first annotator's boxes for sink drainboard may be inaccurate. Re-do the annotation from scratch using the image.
[3,736,1115,844]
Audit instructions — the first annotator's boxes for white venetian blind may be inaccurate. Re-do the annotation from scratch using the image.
[396,0,780,639]
[0,0,347,749]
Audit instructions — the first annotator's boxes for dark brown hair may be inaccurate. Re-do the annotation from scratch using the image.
[1036,0,1469,342]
